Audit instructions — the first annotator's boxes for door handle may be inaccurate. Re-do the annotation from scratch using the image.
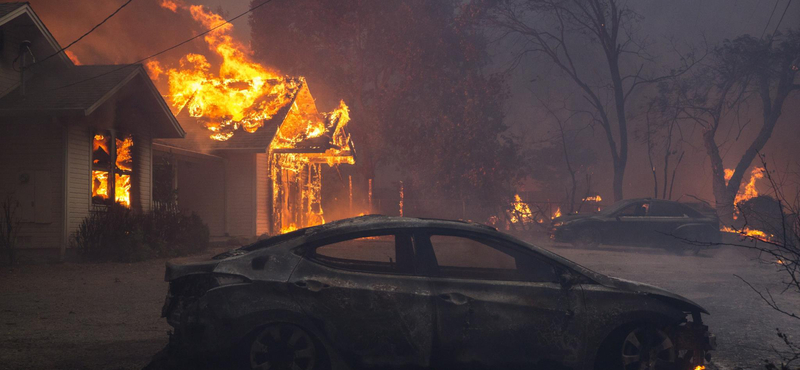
[438,292,469,305]
[293,280,330,292]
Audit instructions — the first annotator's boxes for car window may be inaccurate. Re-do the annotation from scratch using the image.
[312,234,412,273]
[616,202,649,217]
[427,235,557,282]
[649,202,688,217]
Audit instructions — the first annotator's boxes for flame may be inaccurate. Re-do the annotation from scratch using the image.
[93,134,109,164]
[116,136,134,172]
[720,225,773,241]
[726,167,764,205]
[509,194,534,224]
[115,173,131,207]
[92,171,108,200]
[552,207,562,219]
[695,367,705,370]
[160,0,179,12]
[583,195,602,202]
[66,50,81,65]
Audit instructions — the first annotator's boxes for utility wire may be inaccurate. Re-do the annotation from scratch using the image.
[48,0,274,93]
[771,0,794,36]
[761,0,781,39]
[37,0,135,65]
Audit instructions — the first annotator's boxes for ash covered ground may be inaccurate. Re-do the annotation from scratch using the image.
[1,240,797,370]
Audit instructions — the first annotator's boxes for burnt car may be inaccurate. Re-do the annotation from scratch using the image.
[163,215,714,370]
[550,198,721,248]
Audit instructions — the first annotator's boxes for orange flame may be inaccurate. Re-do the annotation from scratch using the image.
[510,194,533,224]
[116,136,133,172]
[582,195,602,202]
[115,173,131,207]
[552,207,562,219]
[92,171,108,200]
[720,225,772,242]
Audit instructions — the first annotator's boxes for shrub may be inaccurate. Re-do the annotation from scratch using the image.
[70,205,209,262]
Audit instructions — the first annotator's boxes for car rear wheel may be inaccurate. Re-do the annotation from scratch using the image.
[619,326,677,370]
[246,323,325,370]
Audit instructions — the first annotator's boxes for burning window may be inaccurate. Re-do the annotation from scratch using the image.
[91,131,133,208]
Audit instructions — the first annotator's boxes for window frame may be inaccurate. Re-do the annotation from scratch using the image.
[300,229,416,275]
[413,228,560,283]
[91,130,134,208]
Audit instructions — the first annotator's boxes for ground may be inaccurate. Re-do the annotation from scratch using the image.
[1,240,798,370]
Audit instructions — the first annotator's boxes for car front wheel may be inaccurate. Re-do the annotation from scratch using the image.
[245,323,326,370]
[573,228,601,248]
[619,326,677,370]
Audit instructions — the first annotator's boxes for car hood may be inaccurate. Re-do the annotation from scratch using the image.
[595,275,709,314]
[164,257,220,281]
[553,214,594,223]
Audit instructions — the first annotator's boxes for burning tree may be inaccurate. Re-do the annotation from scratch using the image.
[655,30,800,225]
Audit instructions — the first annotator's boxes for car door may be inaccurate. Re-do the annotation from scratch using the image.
[610,200,652,244]
[288,230,436,368]
[414,229,585,369]
[647,201,691,243]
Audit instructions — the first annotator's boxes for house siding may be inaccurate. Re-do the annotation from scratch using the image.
[64,122,91,242]
[224,152,256,237]
[134,131,152,212]
[255,153,269,236]
[0,118,64,250]
[164,151,227,236]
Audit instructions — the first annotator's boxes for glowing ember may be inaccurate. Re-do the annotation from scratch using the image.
[92,171,108,200]
[583,195,602,202]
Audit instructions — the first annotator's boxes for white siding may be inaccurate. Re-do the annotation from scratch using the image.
[169,152,227,236]
[224,152,256,237]
[255,153,269,236]
[134,131,152,212]
[64,122,90,241]
[0,118,64,249]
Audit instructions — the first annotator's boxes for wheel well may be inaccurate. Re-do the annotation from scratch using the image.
[235,316,331,370]
[592,314,679,370]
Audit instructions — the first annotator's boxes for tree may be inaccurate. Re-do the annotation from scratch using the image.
[657,31,800,223]
[470,0,691,201]
[250,0,522,215]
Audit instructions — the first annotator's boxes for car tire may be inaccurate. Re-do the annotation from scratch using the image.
[241,322,328,370]
[599,324,678,370]
[572,228,600,248]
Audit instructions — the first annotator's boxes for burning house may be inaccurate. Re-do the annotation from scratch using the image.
[153,80,354,237]
[0,3,183,258]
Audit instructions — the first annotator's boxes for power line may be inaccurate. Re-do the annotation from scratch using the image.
[761,0,781,39]
[771,0,794,36]
[37,0,135,65]
[49,0,274,93]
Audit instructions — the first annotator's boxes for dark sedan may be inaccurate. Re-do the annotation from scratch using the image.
[551,198,721,248]
[163,215,714,370]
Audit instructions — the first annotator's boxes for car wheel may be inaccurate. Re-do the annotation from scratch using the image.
[619,326,677,370]
[573,228,600,248]
[245,323,325,370]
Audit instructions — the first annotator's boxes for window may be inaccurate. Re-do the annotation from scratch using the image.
[92,131,133,208]
[616,202,649,217]
[428,235,557,282]
[649,202,688,217]
[312,234,412,273]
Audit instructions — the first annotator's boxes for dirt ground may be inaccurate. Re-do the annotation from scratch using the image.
[1,240,798,370]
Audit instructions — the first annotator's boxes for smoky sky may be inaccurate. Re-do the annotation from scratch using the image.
[25,0,800,204]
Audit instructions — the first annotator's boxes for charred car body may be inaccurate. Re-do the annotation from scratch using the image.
[163,215,715,370]
[551,198,721,248]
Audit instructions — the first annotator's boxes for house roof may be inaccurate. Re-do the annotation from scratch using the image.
[0,2,26,18]
[0,2,72,66]
[155,79,308,153]
[0,64,185,138]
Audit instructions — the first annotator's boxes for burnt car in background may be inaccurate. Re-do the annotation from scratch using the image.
[163,215,714,370]
[551,198,721,248]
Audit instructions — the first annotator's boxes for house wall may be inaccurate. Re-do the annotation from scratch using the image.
[171,153,226,236]
[255,153,269,236]
[223,152,257,237]
[0,118,65,250]
[134,131,152,213]
[64,121,91,242]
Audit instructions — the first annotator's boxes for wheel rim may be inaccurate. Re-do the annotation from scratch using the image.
[621,327,676,370]
[578,229,598,246]
[250,323,317,370]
